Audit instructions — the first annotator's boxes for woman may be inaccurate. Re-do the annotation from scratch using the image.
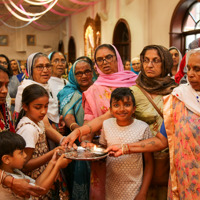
[107,48,200,200]
[48,51,68,98]
[82,44,137,200]
[131,57,141,74]
[58,59,93,200]
[169,46,182,78]
[63,45,177,200]
[123,60,131,70]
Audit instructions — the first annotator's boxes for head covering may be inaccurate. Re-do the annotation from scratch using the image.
[94,44,137,87]
[169,46,182,72]
[26,52,43,80]
[131,57,140,75]
[0,54,12,77]
[137,45,177,95]
[57,60,92,116]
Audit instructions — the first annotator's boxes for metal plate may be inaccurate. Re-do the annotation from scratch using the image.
[62,146,108,161]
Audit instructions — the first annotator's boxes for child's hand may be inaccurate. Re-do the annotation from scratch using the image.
[106,144,123,157]
[53,146,65,154]
[56,154,72,169]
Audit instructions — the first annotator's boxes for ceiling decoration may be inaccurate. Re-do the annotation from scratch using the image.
[0,0,102,30]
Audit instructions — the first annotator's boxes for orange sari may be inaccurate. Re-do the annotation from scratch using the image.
[163,95,200,200]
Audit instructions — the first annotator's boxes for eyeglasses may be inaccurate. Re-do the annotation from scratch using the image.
[75,69,92,77]
[34,64,52,71]
[0,61,8,66]
[143,58,161,65]
[96,54,115,66]
[52,59,66,65]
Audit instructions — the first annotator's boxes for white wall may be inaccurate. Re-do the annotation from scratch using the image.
[0,0,181,61]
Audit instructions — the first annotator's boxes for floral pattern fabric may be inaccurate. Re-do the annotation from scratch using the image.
[163,95,200,200]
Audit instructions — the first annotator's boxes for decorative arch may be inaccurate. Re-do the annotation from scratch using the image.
[84,14,101,59]
[170,0,198,54]
[68,36,76,64]
[113,19,131,63]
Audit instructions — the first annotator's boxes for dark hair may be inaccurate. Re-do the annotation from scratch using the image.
[110,87,136,107]
[0,64,10,77]
[0,131,26,165]
[77,56,93,68]
[0,54,13,77]
[15,84,49,127]
[94,44,116,62]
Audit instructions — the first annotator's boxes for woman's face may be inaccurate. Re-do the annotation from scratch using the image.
[187,53,200,91]
[143,49,162,78]
[95,47,118,74]
[32,57,52,84]
[51,52,66,78]
[75,62,93,90]
[132,59,141,72]
[0,57,8,69]
[21,65,26,74]
[124,61,131,70]
[169,49,179,67]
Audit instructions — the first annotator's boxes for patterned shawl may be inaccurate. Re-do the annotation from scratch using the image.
[136,45,177,95]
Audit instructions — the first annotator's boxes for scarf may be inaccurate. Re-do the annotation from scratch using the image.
[136,45,177,95]
[169,46,182,73]
[57,60,86,115]
[94,44,138,87]
[172,83,200,116]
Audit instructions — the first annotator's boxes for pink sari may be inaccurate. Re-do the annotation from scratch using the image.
[163,95,200,200]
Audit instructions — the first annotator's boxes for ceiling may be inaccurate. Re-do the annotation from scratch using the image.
[0,0,100,30]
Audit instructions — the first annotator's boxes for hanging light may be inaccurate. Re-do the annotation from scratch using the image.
[2,0,58,22]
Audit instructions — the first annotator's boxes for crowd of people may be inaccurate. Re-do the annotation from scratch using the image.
[0,41,199,200]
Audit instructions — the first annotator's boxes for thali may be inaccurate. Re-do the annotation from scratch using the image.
[61,146,108,161]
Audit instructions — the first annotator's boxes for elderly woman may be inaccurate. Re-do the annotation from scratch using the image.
[108,48,200,200]
[63,45,177,200]
[48,51,68,98]
[131,57,141,74]
[58,59,93,200]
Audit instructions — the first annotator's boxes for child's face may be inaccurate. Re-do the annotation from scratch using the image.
[9,149,27,170]
[110,96,135,126]
[23,95,49,124]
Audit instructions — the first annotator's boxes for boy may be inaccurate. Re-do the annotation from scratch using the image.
[99,87,153,200]
[0,131,70,200]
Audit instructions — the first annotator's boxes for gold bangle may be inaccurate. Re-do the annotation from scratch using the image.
[70,122,78,131]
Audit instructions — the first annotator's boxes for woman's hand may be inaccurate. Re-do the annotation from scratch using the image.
[61,129,80,148]
[12,178,45,198]
[58,115,65,135]
[106,144,123,157]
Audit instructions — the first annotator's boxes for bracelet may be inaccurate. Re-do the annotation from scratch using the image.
[77,129,82,142]
[122,144,129,155]
[0,170,4,185]
[70,122,78,131]
[85,124,92,134]
[59,136,66,145]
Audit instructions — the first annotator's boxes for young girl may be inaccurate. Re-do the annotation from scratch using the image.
[15,84,68,200]
[99,87,153,200]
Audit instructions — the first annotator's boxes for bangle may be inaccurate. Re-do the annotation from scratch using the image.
[59,136,66,145]
[85,124,92,134]
[77,129,82,142]
[70,122,78,131]
[122,144,129,155]
[0,170,4,185]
